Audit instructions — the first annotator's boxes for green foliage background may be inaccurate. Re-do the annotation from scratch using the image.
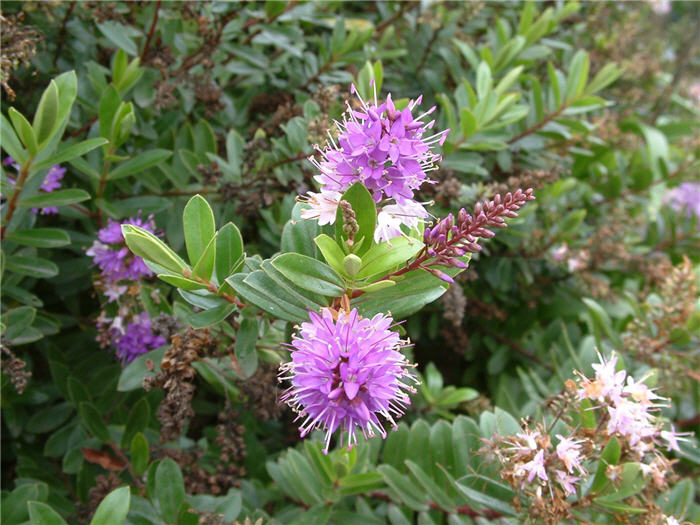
[1,1,699,524]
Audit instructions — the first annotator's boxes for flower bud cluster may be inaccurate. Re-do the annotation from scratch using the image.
[398,189,535,283]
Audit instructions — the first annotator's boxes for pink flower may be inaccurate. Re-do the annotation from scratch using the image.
[279,308,416,453]
[518,449,548,483]
[555,435,585,474]
[374,200,429,243]
[555,470,580,495]
[660,426,692,452]
[300,190,342,225]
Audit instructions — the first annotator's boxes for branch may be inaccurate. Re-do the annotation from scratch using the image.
[140,0,162,62]
[1,162,31,240]
[508,104,568,145]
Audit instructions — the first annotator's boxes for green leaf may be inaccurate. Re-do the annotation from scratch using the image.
[122,398,150,449]
[8,107,38,156]
[351,266,461,319]
[2,483,48,524]
[335,182,377,256]
[234,318,258,378]
[595,463,646,503]
[188,303,236,329]
[2,306,36,340]
[582,297,623,348]
[405,460,454,511]
[455,480,516,517]
[281,202,326,259]
[155,459,185,523]
[33,138,109,171]
[107,149,172,180]
[565,50,589,102]
[315,234,347,276]
[54,70,78,130]
[1,113,27,164]
[28,501,69,525]
[227,273,308,323]
[356,237,423,280]
[547,62,561,108]
[459,108,478,138]
[122,224,190,275]
[117,346,167,391]
[5,256,59,278]
[158,274,209,291]
[130,432,150,476]
[585,62,622,95]
[19,188,91,208]
[338,472,384,496]
[6,228,70,248]
[377,465,428,511]
[99,85,121,141]
[33,80,59,145]
[476,62,492,100]
[79,402,111,443]
[271,253,345,296]
[591,437,621,493]
[193,233,217,281]
[90,486,131,525]
[97,21,138,55]
[183,195,217,269]
[216,222,244,282]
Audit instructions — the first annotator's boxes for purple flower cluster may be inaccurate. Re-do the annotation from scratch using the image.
[665,182,700,221]
[310,87,447,204]
[302,86,449,242]
[97,310,166,363]
[280,307,416,453]
[2,157,65,214]
[87,216,156,285]
[32,164,65,215]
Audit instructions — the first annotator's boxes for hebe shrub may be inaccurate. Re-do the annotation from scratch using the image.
[1,2,699,524]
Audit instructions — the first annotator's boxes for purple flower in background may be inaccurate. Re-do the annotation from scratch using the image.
[31,164,66,214]
[2,158,65,214]
[280,307,416,453]
[87,216,156,284]
[97,310,166,363]
[665,182,700,221]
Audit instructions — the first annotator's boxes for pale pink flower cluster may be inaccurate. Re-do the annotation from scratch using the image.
[576,353,691,456]
[505,428,585,495]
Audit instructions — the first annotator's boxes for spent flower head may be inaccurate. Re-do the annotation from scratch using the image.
[279,307,416,453]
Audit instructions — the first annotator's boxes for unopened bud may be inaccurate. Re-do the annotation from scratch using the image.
[343,254,362,278]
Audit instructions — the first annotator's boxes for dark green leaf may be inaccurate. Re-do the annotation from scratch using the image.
[155,459,185,524]
[234,318,258,378]
[79,402,111,443]
[5,255,59,278]
[107,149,172,180]
[122,398,150,449]
[18,188,91,208]
[215,222,244,283]
[6,228,70,248]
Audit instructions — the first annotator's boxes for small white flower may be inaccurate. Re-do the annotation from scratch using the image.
[300,190,342,225]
